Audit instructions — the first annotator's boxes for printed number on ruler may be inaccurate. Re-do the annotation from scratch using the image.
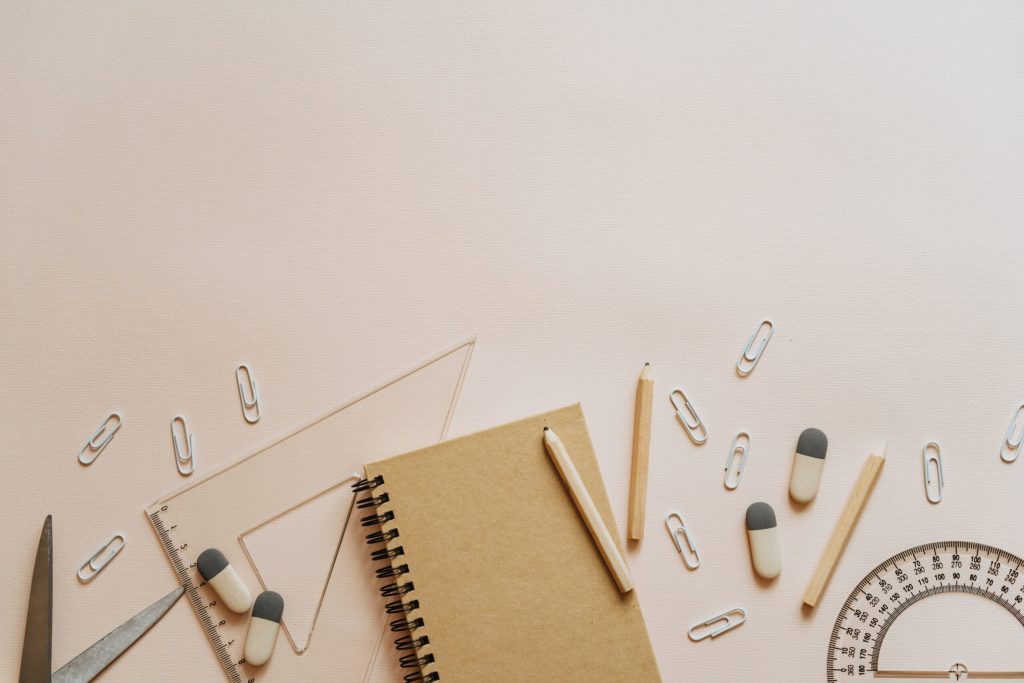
[149,505,255,683]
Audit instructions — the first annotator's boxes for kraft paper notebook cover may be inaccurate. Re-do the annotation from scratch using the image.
[356,403,662,682]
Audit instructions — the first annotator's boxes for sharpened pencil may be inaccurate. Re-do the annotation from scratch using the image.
[628,363,653,541]
[544,426,634,593]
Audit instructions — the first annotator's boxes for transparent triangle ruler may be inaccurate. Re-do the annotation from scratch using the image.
[147,338,474,683]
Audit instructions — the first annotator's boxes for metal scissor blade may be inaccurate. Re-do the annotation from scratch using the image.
[19,515,52,683]
[51,586,184,683]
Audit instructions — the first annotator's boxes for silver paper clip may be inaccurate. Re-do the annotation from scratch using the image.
[171,415,195,476]
[923,442,943,504]
[736,320,773,377]
[77,533,126,582]
[724,432,750,490]
[77,412,123,465]
[665,512,701,569]
[236,364,261,424]
[688,608,746,642]
[1001,404,1024,463]
[669,388,708,445]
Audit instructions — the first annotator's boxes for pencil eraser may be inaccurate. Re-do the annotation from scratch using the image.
[197,548,252,614]
[244,591,283,667]
[746,502,781,580]
[789,428,828,504]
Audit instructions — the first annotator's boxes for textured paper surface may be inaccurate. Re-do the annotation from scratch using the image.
[4,2,1024,681]
[364,404,660,682]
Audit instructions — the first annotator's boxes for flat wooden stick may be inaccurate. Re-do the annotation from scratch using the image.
[628,363,653,541]
[802,445,886,608]
[544,426,634,593]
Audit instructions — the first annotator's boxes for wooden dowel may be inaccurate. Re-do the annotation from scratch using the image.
[628,363,653,541]
[544,427,634,593]
[802,446,886,608]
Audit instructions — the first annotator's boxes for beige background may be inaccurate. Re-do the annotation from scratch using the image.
[3,2,1024,681]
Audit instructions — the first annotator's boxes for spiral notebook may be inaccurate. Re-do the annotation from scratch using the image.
[355,403,662,682]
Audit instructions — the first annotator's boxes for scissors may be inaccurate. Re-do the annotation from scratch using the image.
[19,516,184,683]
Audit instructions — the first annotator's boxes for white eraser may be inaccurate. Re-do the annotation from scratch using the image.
[197,548,253,614]
[789,428,828,504]
[244,591,284,667]
[746,502,781,580]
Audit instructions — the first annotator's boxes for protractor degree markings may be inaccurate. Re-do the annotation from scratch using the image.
[829,541,1024,680]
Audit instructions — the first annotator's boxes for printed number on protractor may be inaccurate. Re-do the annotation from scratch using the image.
[148,505,255,683]
[828,541,1024,682]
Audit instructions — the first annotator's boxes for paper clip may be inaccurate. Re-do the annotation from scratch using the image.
[1001,404,1024,463]
[688,608,746,642]
[736,320,773,377]
[665,512,701,569]
[77,412,123,465]
[669,388,708,445]
[724,432,750,490]
[77,533,126,583]
[236,364,261,424]
[171,415,195,476]
[923,442,943,504]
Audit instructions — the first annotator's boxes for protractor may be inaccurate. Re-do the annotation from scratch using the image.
[828,541,1024,681]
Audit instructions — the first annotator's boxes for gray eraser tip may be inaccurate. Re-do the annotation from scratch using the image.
[746,502,777,530]
[796,428,828,459]
[197,548,229,581]
[252,591,284,622]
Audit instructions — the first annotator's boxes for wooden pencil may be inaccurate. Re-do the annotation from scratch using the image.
[543,426,634,593]
[628,362,653,541]
[802,445,886,608]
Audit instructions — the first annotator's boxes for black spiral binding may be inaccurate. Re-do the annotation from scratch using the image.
[354,476,441,683]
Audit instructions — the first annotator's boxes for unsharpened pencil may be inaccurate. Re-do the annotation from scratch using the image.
[802,444,886,608]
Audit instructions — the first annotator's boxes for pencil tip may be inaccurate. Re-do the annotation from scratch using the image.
[644,362,650,366]
[543,426,549,431]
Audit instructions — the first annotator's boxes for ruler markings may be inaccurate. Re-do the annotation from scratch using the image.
[150,509,246,683]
